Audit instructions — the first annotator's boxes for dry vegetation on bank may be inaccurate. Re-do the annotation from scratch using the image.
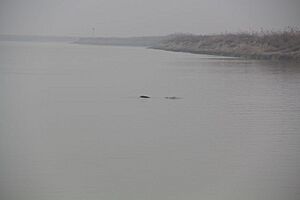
[152,29,300,60]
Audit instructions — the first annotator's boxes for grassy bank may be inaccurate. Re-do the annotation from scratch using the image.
[151,30,300,60]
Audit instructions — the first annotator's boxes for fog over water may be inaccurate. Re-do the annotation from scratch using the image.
[0,42,300,200]
[0,0,300,37]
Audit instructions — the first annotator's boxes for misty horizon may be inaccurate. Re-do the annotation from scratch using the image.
[1,0,300,37]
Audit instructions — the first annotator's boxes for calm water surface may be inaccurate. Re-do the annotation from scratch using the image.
[0,42,299,200]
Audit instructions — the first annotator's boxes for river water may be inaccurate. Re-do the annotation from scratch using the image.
[0,42,299,200]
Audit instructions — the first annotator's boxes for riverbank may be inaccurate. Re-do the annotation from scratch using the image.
[151,31,300,60]
[75,36,169,47]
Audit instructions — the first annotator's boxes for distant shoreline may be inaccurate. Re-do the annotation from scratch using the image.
[150,47,300,61]
[150,31,300,61]
[74,36,169,47]
[2,32,300,61]
[0,34,78,43]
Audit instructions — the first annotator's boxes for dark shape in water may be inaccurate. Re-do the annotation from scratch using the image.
[140,95,150,99]
[165,96,181,100]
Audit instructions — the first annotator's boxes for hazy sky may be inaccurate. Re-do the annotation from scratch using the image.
[0,0,300,37]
